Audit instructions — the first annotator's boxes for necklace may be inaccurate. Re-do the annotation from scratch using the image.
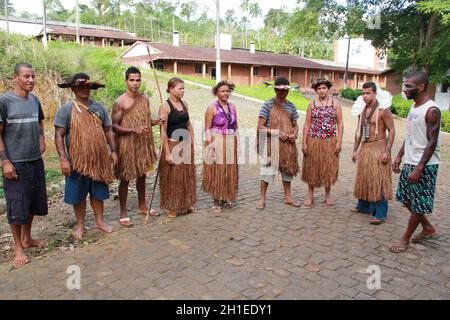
[318,97,329,108]
[218,101,231,124]
[362,102,379,141]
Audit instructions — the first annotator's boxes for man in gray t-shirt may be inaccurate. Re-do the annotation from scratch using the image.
[0,62,48,266]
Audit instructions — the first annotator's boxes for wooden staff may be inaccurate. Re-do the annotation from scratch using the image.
[144,45,164,225]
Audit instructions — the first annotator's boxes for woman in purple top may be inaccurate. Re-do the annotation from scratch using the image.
[202,80,239,213]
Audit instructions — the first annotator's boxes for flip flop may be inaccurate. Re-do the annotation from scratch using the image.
[412,232,439,243]
[303,199,314,208]
[389,243,409,253]
[369,218,385,225]
[256,203,265,210]
[147,209,160,217]
[324,199,336,207]
[220,201,233,209]
[212,206,223,213]
[119,217,134,228]
[285,200,301,208]
[168,211,177,218]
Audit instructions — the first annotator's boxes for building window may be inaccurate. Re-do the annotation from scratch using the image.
[273,67,279,77]
[195,63,203,74]
[109,39,114,46]
[339,73,344,80]
[243,65,249,70]
[154,62,165,71]
[253,67,259,76]
[179,61,189,67]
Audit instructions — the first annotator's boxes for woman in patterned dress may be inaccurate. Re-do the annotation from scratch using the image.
[301,78,344,207]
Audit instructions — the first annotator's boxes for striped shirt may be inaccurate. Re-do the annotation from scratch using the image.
[259,98,299,127]
[0,91,44,162]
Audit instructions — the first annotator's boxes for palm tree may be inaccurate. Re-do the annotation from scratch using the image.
[248,2,262,18]
[224,9,236,34]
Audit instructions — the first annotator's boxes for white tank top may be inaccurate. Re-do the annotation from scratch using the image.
[404,99,441,166]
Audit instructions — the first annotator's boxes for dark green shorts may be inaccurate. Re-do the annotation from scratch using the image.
[396,164,439,215]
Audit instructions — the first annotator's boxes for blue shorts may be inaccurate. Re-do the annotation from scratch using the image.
[64,171,109,205]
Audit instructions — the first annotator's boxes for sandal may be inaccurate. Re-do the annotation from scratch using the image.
[412,232,439,243]
[212,206,223,213]
[147,209,160,217]
[167,211,177,218]
[369,218,385,225]
[119,217,134,228]
[389,243,409,253]
[285,200,301,208]
[220,201,233,209]
[303,199,314,208]
[324,198,336,207]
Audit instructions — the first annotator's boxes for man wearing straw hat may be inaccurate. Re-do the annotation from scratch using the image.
[351,82,395,225]
[111,66,165,228]
[55,72,118,240]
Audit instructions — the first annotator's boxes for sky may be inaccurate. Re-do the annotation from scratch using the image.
[9,0,298,29]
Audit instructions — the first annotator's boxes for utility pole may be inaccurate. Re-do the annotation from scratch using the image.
[75,0,80,43]
[215,0,221,82]
[4,0,9,33]
[344,35,351,89]
[42,0,48,48]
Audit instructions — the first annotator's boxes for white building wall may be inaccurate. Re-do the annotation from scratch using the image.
[335,38,377,70]
[0,20,43,36]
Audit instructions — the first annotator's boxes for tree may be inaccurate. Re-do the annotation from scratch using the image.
[346,0,450,83]
[264,8,290,36]
[45,0,71,21]
[224,9,237,33]
[0,0,15,15]
[180,1,198,22]
[248,2,262,19]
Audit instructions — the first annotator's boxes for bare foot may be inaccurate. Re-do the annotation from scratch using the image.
[350,207,360,213]
[72,225,85,240]
[389,242,409,253]
[256,200,265,210]
[22,238,48,249]
[14,247,30,266]
[96,222,114,234]
[284,198,301,207]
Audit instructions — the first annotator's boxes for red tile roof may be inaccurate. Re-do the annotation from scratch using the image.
[43,25,142,41]
[122,41,389,75]
[125,41,323,69]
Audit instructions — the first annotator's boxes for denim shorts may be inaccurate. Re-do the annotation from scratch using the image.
[64,171,109,205]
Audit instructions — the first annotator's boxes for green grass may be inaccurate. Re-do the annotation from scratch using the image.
[154,71,310,111]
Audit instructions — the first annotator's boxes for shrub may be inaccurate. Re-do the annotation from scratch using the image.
[340,88,362,101]
[391,95,413,118]
[441,111,450,133]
